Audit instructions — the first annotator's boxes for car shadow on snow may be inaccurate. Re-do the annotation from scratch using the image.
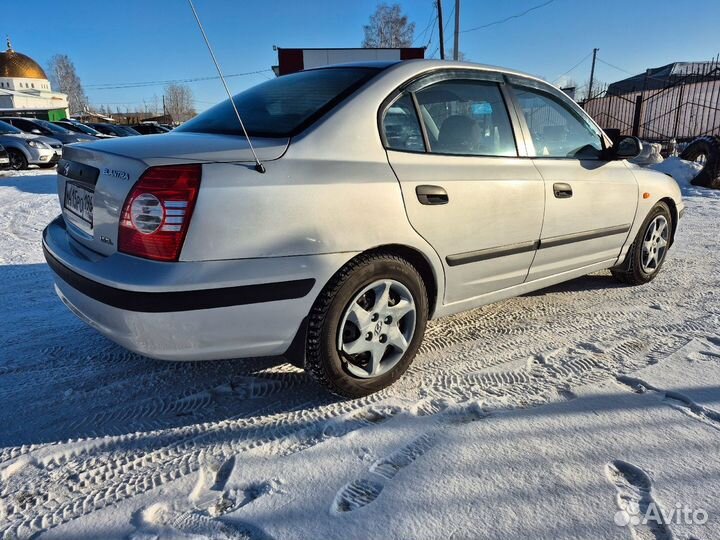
[0,263,639,449]
[0,261,334,448]
[0,171,58,194]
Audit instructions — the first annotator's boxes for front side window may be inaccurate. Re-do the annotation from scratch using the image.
[179,67,380,138]
[512,86,603,158]
[414,80,517,157]
[382,93,425,152]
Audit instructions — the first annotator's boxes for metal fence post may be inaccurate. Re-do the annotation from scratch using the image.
[631,94,643,137]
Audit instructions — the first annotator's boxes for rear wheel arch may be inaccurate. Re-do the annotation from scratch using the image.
[283,244,440,368]
[359,244,439,317]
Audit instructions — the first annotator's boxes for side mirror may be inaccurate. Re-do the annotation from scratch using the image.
[613,136,642,160]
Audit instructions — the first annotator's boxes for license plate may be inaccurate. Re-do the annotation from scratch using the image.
[64,182,94,229]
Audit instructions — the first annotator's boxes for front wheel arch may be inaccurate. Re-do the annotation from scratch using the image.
[658,197,678,246]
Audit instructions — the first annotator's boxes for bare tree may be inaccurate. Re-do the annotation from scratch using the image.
[47,54,88,114]
[575,78,606,103]
[163,83,196,124]
[362,3,415,48]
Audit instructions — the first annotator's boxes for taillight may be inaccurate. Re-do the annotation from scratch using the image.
[118,164,201,261]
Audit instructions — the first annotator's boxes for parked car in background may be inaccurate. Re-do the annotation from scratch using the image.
[0,120,60,169]
[0,117,97,145]
[131,123,172,135]
[43,60,684,397]
[0,144,9,170]
[87,123,141,137]
[54,120,113,139]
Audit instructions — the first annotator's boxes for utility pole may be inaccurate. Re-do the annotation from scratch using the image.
[437,0,445,60]
[162,95,167,119]
[453,0,460,60]
[587,48,599,101]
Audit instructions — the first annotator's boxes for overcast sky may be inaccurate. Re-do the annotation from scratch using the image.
[6,0,719,112]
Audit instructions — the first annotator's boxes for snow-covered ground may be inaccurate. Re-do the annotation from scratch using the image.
[0,164,719,539]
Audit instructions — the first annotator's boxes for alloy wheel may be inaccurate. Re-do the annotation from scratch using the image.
[337,279,417,379]
[641,215,669,273]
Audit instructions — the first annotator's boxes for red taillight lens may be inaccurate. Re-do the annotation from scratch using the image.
[118,164,201,261]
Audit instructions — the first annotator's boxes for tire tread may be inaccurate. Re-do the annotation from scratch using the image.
[304,252,427,397]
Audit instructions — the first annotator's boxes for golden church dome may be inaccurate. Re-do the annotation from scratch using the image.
[0,39,48,80]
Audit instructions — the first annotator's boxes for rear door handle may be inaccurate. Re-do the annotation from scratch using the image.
[416,185,449,205]
[553,182,573,198]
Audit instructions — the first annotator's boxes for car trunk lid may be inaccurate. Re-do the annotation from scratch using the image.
[57,133,288,256]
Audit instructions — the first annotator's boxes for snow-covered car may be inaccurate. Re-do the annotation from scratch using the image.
[42,60,684,397]
[0,120,61,169]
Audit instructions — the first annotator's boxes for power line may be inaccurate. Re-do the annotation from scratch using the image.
[430,1,455,58]
[413,2,439,46]
[86,69,272,90]
[596,57,635,76]
[461,0,556,33]
[553,51,593,83]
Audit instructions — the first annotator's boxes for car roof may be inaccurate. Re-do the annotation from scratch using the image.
[307,59,546,85]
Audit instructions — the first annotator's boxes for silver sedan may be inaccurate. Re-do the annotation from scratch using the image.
[43,59,684,397]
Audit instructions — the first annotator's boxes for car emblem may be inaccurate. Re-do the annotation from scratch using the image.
[374,321,383,336]
[62,162,71,176]
[103,167,130,181]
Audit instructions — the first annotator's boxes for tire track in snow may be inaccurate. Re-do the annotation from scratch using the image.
[0,324,703,538]
[2,178,719,537]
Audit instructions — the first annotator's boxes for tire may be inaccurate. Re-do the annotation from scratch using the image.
[7,149,28,170]
[679,136,720,189]
[611,202,672,286]
[305,253,428,398]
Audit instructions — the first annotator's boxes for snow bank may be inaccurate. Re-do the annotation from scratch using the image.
[649,157,720,199]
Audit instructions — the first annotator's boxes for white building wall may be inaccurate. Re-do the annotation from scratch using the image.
[0,77,52,91]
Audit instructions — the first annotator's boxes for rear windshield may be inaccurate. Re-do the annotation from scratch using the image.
[177,67,380,138]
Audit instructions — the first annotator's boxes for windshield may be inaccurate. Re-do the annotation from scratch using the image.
[36,120,72,134]
[0,120,22,134]
[118,126,140,135]
[65,122,101,136]
[178,67,380,138]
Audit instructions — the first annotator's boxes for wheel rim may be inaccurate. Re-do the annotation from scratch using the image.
[694,153,707,166]
[9,152,24,170]
[337,278,417,379]
[641,215,669,274]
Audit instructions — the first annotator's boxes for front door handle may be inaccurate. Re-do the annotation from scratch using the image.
[553,182,573,198]
[416,185,449,205]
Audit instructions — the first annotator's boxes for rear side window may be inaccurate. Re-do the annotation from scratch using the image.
[382,94,425,152]
[178,67,380,138]
[512,86,604,158]
[415,80,517,157]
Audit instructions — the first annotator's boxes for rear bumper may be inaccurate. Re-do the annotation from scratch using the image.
[42,216,354,361]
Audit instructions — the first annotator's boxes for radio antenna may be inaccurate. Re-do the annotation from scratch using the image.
[187,0,265,173]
